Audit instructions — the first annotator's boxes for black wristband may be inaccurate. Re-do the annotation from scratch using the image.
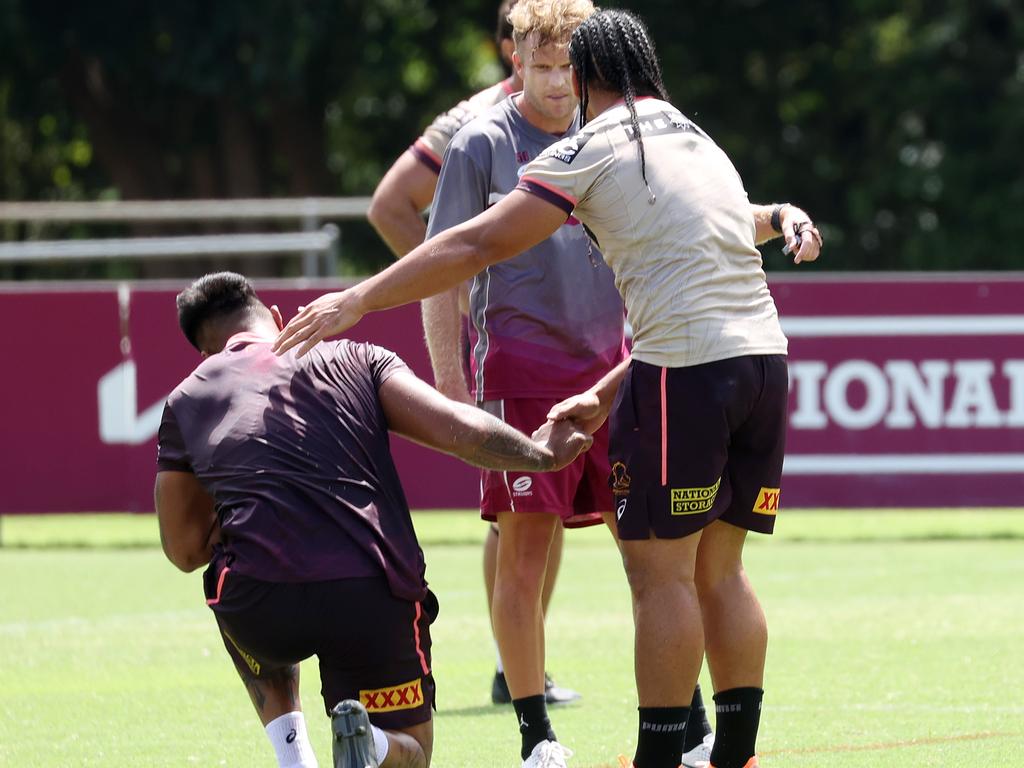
[770,204,787,234]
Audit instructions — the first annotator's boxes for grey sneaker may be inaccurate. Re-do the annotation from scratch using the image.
[543,672,582,705]
[680,732,714,768]
[490,671,583,705]
[331,699,379,768]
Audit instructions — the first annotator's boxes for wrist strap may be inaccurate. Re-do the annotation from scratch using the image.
[770,203,787,234]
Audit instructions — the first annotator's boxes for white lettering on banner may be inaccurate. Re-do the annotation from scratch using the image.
[885,360,948,428]
[789,359,1024,430]
[945,361,1002,427]
[823,360,889,429]
[98,360,167,445]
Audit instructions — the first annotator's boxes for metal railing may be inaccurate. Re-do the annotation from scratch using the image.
[0,197,373,277]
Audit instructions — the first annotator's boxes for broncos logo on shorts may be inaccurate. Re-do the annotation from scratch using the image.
[609,461,631,495]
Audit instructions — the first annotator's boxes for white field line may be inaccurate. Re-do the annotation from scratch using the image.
[781,315,1024,337]
[784,454,1024,474]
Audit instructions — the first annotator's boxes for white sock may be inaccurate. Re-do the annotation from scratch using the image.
[495,641,504,674]
[371,725,390,763]
[265,711,318,768]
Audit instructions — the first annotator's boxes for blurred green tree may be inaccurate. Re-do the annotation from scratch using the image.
[0,0,1020,273]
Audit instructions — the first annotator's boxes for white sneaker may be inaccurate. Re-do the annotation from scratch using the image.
[522,740,574,768]
[681,732,714,768]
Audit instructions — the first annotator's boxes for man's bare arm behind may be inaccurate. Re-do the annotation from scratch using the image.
[367,151,438,258]
[421,289,473,403]
[379,368,591,471]
[154,471,218,572]
[370,150,473,401]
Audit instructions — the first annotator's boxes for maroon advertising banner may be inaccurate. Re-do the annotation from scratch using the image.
[1,274,1022,513]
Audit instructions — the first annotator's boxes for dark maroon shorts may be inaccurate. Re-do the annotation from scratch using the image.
[204,559,437,729]
[479,398,611,528]
[608,355,788,540]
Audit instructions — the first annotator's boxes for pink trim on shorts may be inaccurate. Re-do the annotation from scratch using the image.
[413,601,430,675]
[660,366,668,486]
[206,567,230,606]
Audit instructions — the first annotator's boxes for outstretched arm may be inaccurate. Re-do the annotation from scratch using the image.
[378,368,591,471]
[273,190,567,357]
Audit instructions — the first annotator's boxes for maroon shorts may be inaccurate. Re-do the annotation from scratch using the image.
[204,559,437,729]
[479,397,611,528]
[609,355,788,540]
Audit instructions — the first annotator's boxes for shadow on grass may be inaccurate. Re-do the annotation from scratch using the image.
[436,703,510,718]
[781,531,1024,543]
[4,531,1023,551]
[0,541,159,551]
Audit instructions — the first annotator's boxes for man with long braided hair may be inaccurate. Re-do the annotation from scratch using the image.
[274,9,823,768]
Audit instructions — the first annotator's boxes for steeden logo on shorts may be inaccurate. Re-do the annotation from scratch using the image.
[360,678,423,712]
[511,476,533,496]
[669,478,721,515]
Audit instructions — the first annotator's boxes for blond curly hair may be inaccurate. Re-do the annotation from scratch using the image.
[508,0,595,49]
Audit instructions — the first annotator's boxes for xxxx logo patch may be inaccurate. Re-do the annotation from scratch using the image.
[360,678,424,712]
[753,487,781,515]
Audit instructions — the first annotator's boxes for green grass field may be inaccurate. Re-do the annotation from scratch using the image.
[2,510,1023,767]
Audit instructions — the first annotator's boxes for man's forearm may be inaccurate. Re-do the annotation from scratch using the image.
[422,288,471,401]
[451,403,554,471]
[593,357,631,408]
[751,203,782,245]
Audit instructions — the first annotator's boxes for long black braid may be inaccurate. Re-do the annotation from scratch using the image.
[570,9,669,199]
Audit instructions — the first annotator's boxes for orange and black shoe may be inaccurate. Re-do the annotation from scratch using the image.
[710,758,759,768]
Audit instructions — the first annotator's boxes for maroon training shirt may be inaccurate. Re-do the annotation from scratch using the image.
[157,333,426,602]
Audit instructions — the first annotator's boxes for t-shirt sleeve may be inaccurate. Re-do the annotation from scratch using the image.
[156,401,193,473]
[424,131,491,239]
[410,97,478,175]
[516,132,613,217]
[361,343,412,389]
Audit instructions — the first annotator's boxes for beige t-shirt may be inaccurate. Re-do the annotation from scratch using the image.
[410,78,517,173]
[518,97,788,368]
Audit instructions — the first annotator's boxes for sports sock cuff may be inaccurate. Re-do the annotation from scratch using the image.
[712,687,764,710]
[265,711,318,768]
[371,725,390,763]
[513,694,555,759]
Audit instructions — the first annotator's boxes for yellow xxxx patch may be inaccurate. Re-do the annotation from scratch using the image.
[753,487,781,515]
[361,678,423,712]
[670,478,721,515]
[223,631,261,676]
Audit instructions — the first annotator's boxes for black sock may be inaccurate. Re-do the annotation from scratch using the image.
[709,688,763,768]
[512,695,555,760]
[634,706,689,768]
[683,684,712,752]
